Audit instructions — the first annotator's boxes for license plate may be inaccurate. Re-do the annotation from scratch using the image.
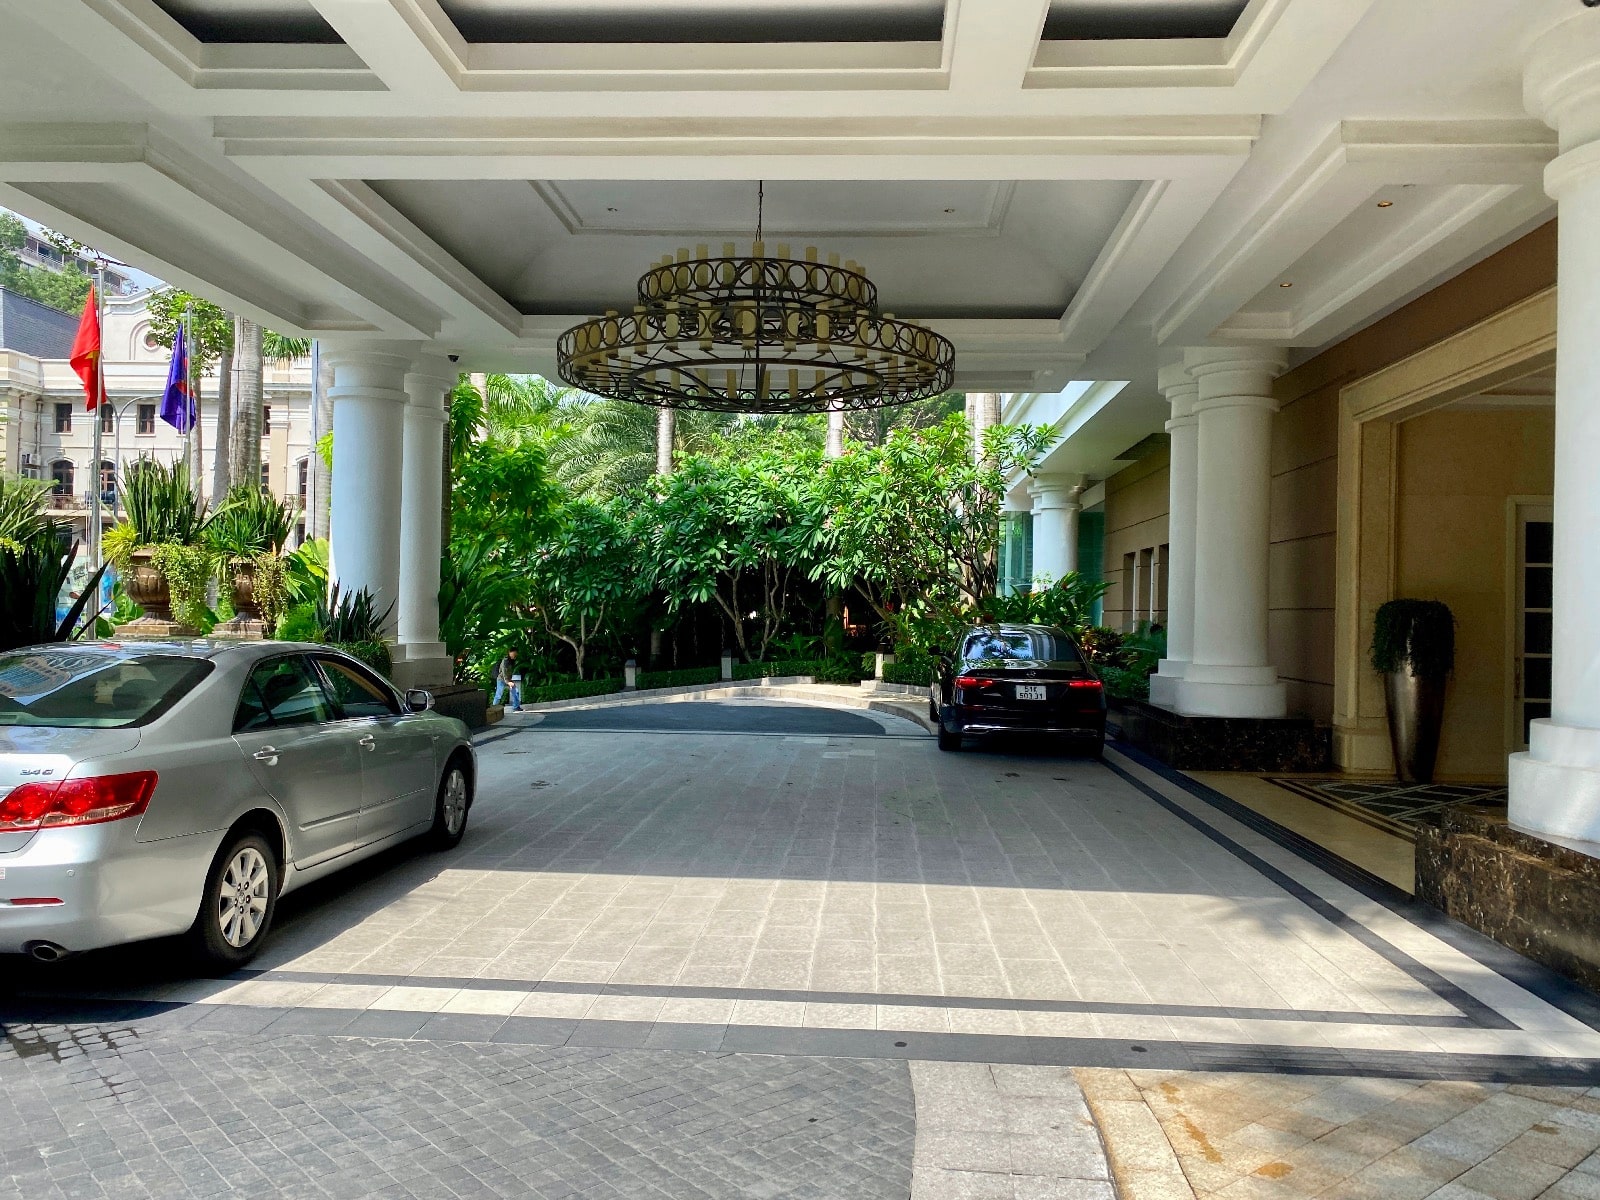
[1015,684,1047,701]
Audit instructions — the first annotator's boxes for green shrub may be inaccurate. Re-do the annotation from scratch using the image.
[522,677,622,704]
[1371,599,1455,677]
[1099,665,1149,701]
[813,656,865,684]
[337,639,392,678]
[882,661,933,687]
[636,666,719,690]
[275,603,320,642]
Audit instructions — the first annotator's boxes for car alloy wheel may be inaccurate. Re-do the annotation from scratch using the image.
[431,760,472,849]
[218,846,271,949]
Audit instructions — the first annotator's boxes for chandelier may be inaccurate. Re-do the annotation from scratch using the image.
[556,185,955,413]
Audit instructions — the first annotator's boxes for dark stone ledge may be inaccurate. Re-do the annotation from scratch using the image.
[1111,699,1332,772]
[1417,807,1600,995]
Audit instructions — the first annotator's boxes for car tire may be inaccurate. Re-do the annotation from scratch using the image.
[429,758,471,850]
[1084,734,1105,760]
[191,830,279,972]
[937,721,963,752]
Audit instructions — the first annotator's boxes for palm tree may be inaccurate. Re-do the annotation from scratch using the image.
[229,317,263,491]
[450,373,567,459]
[552,398,731,499]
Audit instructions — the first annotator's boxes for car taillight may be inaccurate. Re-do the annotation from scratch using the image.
[1068,679,1104,690]
[955,675,988,689]
[0,771,158,832]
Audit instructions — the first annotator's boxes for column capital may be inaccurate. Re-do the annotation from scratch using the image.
[405,351,458,417]
[323,340,418,407]
[1184,346,1288,416]
[1027,473,1086,510]
[1157,360,1200,425]
[1525,6,1600,153]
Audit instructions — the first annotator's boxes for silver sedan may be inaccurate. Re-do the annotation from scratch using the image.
[0,640,475,969]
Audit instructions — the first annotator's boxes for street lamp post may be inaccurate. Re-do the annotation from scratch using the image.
[108,394,162,521]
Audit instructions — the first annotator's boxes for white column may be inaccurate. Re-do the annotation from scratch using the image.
[1510,8,1600,843]
[325,342,414,641]
[1027,474,1084,586]
[1150,361,1199,708]
[1175,346,1288,719]
[394,352,454,688]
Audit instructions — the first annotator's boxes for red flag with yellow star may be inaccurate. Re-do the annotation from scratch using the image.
[69,286,106,410]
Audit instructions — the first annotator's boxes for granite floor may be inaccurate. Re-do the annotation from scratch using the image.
[6,698,1600,1198]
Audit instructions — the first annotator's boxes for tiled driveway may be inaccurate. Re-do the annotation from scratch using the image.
[6,697,1600,1198]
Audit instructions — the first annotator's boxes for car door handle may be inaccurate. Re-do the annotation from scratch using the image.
[358,734,376,751]
[253,746,279,764]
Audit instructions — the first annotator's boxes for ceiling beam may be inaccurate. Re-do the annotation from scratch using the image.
[946,0,1052,92]
[305,0,461,96]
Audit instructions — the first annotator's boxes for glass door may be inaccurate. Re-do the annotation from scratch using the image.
[1514,506,1554,751]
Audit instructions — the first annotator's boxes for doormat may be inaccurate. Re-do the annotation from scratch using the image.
[1264,777,1508,841]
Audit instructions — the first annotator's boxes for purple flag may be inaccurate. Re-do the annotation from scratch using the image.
[159,323,195,432]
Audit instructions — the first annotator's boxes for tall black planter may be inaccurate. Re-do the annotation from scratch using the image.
[1384,668,1447,783]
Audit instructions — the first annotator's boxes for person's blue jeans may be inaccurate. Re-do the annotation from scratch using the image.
[492,678,521,708]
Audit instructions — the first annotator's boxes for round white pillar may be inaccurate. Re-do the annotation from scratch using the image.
[1150,361,1200,710]
[1175,347,1288,719]
[1028,475,1084,587]
[1509,10,1600,843]
[395,353,454,688]
[325,343,414,641]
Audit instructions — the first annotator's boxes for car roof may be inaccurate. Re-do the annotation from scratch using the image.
[964,623,1070,637]
[5,639,326,663]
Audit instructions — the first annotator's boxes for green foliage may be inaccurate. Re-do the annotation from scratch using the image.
[1077,626,1124,667]
[1371,599,1455,677]
[149,543,214,631]
[1119,623,1166,676]
[526,497,641,679]
[551,398,728,499]
[260,331,311,363]
[635,666,720,690]
[275,602,320,642]
[882,661,933,687]
[730,657,863,683]
[0,528,107,651]
[522,677,622,705]
[768,631,823,660]
[144,289,234,374]
[1099,665,1150,701]
[208,483,296,559]
[0,211,93,314]
[0,473,48,553]
[103,522,140,573]
[314,583,392,645]
[251,552,290,630]
[284,537,329,606]
[337,639,392,679]
[983,574,1111,634]
[120,458,208,547]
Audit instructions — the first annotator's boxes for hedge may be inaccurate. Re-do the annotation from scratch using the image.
[882,661,933,687]
[520,677,623,705]
[636,666,720,690]
[733,657,866,684]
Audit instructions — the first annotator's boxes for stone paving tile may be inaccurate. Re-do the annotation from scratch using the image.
[0,1023,914,1199]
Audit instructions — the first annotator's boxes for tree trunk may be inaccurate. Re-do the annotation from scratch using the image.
[656,407,675,477]
[210,338,234,506]
[309,344,334,540]
[230,317,263,492]
[825,408,844,459]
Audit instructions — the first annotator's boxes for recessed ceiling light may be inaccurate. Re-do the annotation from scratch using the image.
[1279,281,1294,288]
[1376,200,1394,208]
[942,208,956,214]
[606,206,618,212]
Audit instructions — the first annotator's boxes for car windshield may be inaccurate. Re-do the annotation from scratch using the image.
[0,648,212,728]
[961,630,1082,665]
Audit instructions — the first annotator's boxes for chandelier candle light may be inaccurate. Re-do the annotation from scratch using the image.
[558,185,954,413]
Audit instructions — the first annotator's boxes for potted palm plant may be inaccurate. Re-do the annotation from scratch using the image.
[207,484,297,637]
[0,473,107,650]
[105,458,210,635]
[1371,599,1455,783]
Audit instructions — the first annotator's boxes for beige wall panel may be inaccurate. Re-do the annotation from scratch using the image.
[1271,608,1335,692]
[1395,408,1555,781]
[1285,679,1335,722]
[1269,457,1338,545]
[1271,388,1339,477]
[1269,533,1336,613]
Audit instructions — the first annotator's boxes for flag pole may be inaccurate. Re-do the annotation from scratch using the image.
[89,262,106,574]
[181,302,194,479]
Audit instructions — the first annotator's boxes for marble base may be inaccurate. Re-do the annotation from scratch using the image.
[113,616,198,640]
[1113,699,1331,772]
[210,614,266,640]
[428,683,489,730]
[1416,807,1600,994]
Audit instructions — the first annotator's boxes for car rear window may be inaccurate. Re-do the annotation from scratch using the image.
[961,630,1083,665]
[0,649,212,728]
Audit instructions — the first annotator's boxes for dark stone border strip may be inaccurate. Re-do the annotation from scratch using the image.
[197,968,1472,1029]
[7,1000,1599,1086]
[1101,753,1514,1031]
[1106,742,1600,1033]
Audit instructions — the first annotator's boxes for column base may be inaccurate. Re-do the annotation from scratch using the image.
[1148,659,1187,708]
[1113,700,1330,772]
[1173,664,1287,719]
[1509,719,1600,844]
[393,643,455,691]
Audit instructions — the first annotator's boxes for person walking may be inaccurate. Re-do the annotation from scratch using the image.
[492,649,522,711]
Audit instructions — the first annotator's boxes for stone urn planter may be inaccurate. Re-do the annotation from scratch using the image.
[1371,599,1455,784]
[115,547,197,638]
[213,558,266,639]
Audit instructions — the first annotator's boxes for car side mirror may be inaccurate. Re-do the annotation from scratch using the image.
[406,689,435,714]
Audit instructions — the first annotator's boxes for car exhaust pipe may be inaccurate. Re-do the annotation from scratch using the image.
[24,941,70,963]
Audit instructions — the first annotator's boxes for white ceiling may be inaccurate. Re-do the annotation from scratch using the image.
[0,0,1573,479]
[368,178,1140,318]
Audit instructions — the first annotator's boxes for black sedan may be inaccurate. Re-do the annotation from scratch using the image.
[929,624,1106,756]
